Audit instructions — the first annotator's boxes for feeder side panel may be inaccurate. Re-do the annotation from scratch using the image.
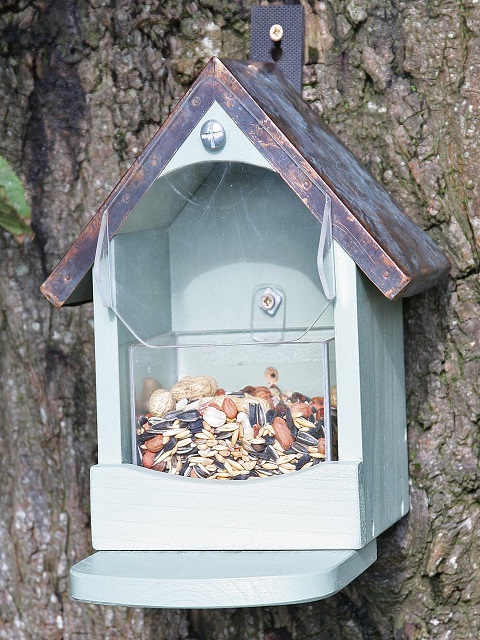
[93,278,130,465]
[333,244,365,463]
[356,270,410,537]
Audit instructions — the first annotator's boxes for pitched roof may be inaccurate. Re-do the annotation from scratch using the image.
[41,57,449,307]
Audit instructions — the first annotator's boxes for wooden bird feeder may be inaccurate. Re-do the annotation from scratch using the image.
[41,56,449,608]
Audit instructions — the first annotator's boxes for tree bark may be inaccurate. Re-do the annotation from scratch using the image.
[0,1,478,638]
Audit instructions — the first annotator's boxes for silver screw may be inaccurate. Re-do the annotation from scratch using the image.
[259,287,283,316]
[261,293,275,310]
[269,24,283,42]
[200,119,226,151]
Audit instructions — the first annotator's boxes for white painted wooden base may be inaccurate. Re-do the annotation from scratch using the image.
[70,542,377,608]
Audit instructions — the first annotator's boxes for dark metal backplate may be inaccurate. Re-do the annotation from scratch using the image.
[250,4,305,93]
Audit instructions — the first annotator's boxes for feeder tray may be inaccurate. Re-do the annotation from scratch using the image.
[71,543,377,608]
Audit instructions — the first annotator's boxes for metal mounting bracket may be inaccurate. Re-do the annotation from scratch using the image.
[250,4,305,93]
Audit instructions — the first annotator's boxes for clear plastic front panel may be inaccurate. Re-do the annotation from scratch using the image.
[94,161,338,478]
[95,162,335,346]
[132,333,337,479]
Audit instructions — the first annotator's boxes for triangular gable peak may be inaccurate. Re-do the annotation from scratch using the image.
[41,57,449,307]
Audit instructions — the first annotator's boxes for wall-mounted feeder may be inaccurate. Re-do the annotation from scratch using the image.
[41,55,449,608]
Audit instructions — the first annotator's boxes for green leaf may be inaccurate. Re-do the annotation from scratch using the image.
[0,155,33,238]
[0,198,33,237]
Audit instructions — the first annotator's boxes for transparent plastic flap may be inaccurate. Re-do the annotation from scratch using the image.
[94,161,335,346]
[93,211,112,308]
[317,196,335,302]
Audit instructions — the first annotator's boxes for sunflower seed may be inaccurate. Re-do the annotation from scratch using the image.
[177,409,201,422]
[296,431,319,447]
[291,442,308,455]
[265,445,279,462]
[162,410,184,421]
[295,454,310,470]
[193,464,210,478]
[177,444,197,455]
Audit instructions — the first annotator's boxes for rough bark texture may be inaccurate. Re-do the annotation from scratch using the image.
[0,1,478,639]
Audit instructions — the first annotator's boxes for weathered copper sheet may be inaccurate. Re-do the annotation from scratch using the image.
[41,57,449,307]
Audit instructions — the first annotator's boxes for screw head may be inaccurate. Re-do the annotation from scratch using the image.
[200,119,226,151]
[261,293,275,310]
[259,287,283,316]
[269,24,283,42]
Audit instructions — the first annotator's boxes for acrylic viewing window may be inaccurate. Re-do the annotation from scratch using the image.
[129,337,337,478]
[94,161,338,479]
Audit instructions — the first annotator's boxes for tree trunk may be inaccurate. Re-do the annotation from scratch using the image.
[0,1,478,638]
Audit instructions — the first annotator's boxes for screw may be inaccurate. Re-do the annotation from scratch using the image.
[258,286,283,316]
[200,119,226,151]
[261,293,275,310]
[269,24,283,42]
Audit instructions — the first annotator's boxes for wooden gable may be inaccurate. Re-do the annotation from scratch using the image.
[41,57,449,307]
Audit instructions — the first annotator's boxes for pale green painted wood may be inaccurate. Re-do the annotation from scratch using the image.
[333,244,409,540]
[165,101,273,174]
[70,541,377,608]
[356,269,409,536]
[332,244,364,461]
[94,278,136,464]
[116,102,272,237]
[93,244,408,553]
[112,226,173,339]
[118,164,214,235]
[93,279,123,465]
[92,110,408,562]
[90,462,365,551]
